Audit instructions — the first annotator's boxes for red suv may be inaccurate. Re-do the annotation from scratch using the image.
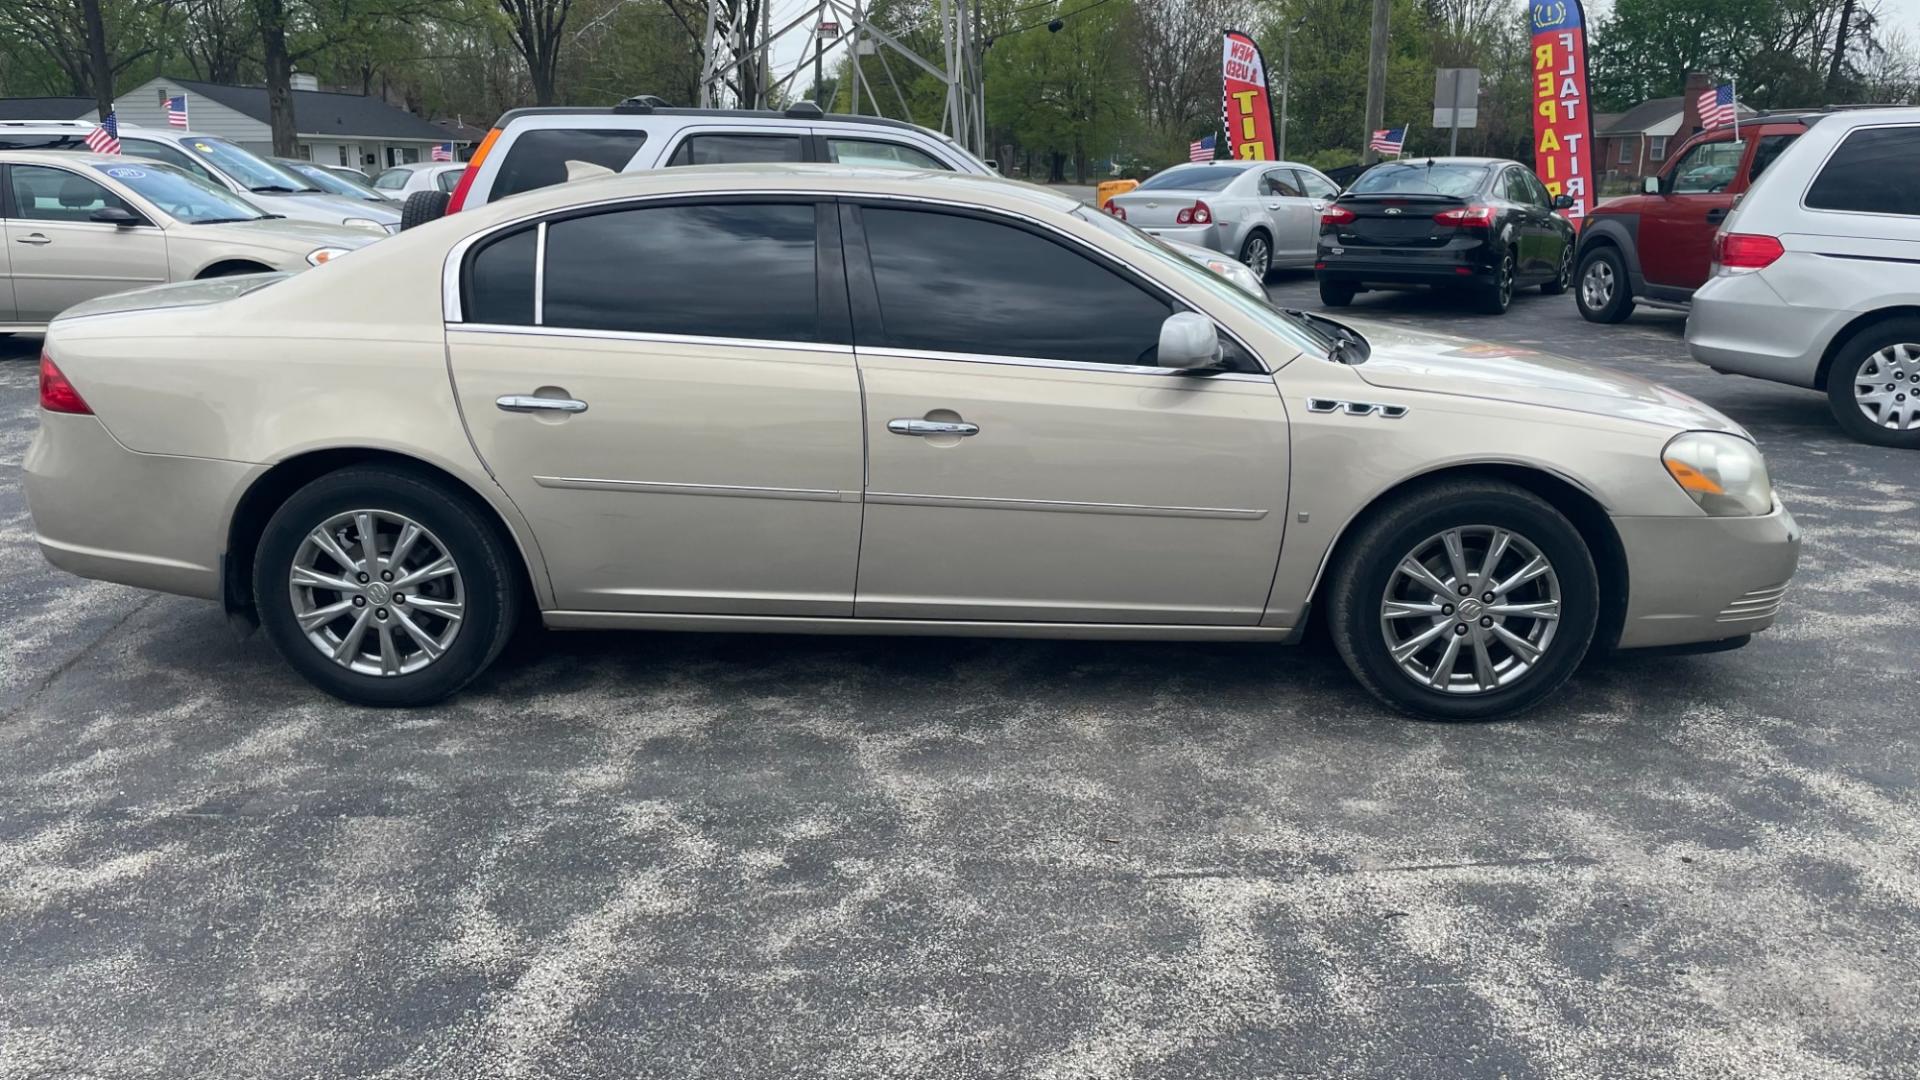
[1574,114,1812,322]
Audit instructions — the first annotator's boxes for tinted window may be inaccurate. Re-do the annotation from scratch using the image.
[494,128,650,199]
[825,138,947,170]
[466,227,538,326]
[1348,162,1489,196]
[665,133,804,166]
[8,164,135,222]
[1138,165,1244,192]
[1748,133,1800,181]
[121,138,218,183]
[0,132,90,151]
[542,202,817,340]
[1524,171,1554,207]
[1670,139,1744,194]
[1298,170,1339,198]
[1263,170,1302,197]
[436,168,466,192]
[861,207,1172,366]
[1805,126,1920,214]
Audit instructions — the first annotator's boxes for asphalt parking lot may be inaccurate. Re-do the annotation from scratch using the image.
[3,277,1918,1079]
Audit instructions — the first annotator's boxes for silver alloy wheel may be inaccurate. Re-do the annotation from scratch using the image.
[1853,344,1920,431]
[288,509,465,676]
[1557,247,1573,288]
[1581,259,1613,309]
[1379,525,1562,695]
[1496,254,1515,307]
[1244,235,1271,276]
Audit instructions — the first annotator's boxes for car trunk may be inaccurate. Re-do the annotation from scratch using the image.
[1107,189,1207,229]
[1330,194,1467,248]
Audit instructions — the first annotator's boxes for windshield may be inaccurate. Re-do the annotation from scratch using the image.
[1137,165,1246,192]
[182,136,321,193]
[285,160,383,200]
[373,168,411,190]
[1071,207,1337,356]
[1348,161,1490,197]
[93,161,269,223]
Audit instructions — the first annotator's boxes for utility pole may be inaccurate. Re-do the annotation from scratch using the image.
[1362,0,1389,163]
[814,19,825,102]
[760,0,772,106]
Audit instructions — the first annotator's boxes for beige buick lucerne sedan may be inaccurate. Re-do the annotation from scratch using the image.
[1,150,380,332]
[24,165,1801,719]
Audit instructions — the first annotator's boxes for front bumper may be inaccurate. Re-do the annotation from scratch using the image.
[1686,272,1844,389]
[1613,501,1802,649]
[23,412,251,601]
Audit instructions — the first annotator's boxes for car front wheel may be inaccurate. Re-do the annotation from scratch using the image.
[1475,247,1515,314]
[1319,277,1357,307]
[1826,319,1920,448]
[1239,231,1273,280]
[1541,244,1573,295]
[1327,479,1599,720]
[1575,246,1634,323]
[253,466,520,706]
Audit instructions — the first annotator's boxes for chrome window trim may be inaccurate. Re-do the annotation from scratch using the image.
[440,186,1271,372]
[449,321,854,356]
[857,345,1272,383]
[532,221,547,325]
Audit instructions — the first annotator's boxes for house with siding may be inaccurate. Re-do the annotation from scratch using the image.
[69,76,459,171]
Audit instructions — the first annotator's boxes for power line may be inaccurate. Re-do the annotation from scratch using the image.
[991,0,1120,41]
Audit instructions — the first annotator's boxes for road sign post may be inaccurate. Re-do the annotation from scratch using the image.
[1432,68,1480,155]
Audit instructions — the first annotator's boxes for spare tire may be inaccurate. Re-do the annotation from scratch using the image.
[401,189,450,231]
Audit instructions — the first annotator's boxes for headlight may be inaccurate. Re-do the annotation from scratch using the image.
[1662,431,1773,516]
[305,246,351,266]
[342,217,384,231]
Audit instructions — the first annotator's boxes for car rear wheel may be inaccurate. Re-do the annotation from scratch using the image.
[1318,277,1357,307]
[1239,231,1273,280]
[1826,319,1920,448]
[1576,247,1634,323]
[1541,244,1573,295]
[1327,479,1599,720]
[254,466,520,706]
[1475,248,1515,314]
[401,189,450,231]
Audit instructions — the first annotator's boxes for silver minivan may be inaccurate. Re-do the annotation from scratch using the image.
[1687,107,1920,447]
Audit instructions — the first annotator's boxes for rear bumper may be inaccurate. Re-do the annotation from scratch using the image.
[23,412,250,601]
[1142,223,1224,250]
[1613,501,1802,649]
[1685,271,1843,389]
[1316,240,1495,286]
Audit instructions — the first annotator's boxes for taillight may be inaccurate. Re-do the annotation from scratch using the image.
[1321,205,1357,226]
[444,127,499,213]
[1107,202,1126,221]
[1433,205,1497,227]
[39,352,91,415]
[1716,232,1784,272]
[1175,200,1212,225]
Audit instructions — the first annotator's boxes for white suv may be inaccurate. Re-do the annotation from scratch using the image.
[1687,107,1920,447]
[404,98,994,227]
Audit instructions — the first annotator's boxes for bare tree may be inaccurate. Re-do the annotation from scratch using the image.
[1129,0,1252,138]
[497,0,574,105]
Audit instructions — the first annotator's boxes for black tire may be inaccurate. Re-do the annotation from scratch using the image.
[1319,277,1357,307]
[1475,246,1515,314]
[1575,245,1634,323]
[1239,230,1273,280]
[1824,317,1920,448]
[1541,243,1573,295]
[1326,479,1600,721]
[253,466,520,706]
[401,189,451,231]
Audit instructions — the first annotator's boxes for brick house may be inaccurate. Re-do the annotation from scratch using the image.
[1596,72,1753,186]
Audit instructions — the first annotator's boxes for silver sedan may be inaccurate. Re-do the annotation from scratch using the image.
[1105,160,1341,278]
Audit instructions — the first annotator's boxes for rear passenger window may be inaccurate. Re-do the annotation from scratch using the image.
[542,202,817,341]
[1748,133,1800,181]
[465,226,538,326]
[1805,126,1920,215]
[1263,170,1302,197]
[666,134,805,166]
[493,129,650,199]
[860,206,1172,366]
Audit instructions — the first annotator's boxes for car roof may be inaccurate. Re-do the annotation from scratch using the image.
[492,102,933,137]
[1691,104,1920,139]
[1368,156,1513,167]
[381,161,459,172]
[0,149,132,167]
[1156,160,1322,171]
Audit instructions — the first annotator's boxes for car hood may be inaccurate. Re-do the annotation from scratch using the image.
[1339,317,1747,435]
[54,273,291,323]
[245,189,399,228]
[182,217,385,251]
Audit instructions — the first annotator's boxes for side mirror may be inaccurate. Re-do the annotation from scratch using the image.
[1552,194,1575,210]
[90,206,139,226]
[1642,174,1663,196]
[1157,312,1223,370]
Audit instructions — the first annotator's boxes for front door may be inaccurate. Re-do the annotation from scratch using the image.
[845,203,1289,625]
[1640,136,1750,290]
[446,198,865,615]
[2,163,168,322]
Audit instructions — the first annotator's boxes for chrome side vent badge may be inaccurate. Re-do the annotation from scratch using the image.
[1307,398,1408,418]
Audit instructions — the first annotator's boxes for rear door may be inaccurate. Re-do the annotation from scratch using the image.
[445,197,865,615]
[1640,135,1749,289]
[1502,167,1555,277]
[1,163,168,323]
[1261,168,1316,263]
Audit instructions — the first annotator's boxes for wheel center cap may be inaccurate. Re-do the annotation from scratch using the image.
[1456,597,1485,620]
[365,582,391,605]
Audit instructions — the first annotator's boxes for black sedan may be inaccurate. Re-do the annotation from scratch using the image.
[1314,156,1577,315]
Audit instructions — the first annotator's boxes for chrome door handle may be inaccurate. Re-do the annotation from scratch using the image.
[1265,203,1282,210]
[15,234,51,245]
[496,394,588,414]
[888,418,979,437]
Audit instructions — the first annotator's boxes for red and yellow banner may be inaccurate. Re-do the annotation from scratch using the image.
[1531,1,1595,225]
[1222,30,1276,161]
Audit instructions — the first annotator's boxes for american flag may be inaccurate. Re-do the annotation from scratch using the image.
[1698,83,1736,128]
[166,94,188,127]
[431,141,455,162]
[84,110,121,154]
[1369,126,1406,155]
[1187,134,1215,162]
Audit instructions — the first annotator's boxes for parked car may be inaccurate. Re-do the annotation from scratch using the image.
[399,97,997,229]
[1687,108,1920,448]
[0,151,378,331]
[327,165,375,185]
[1316,156,1577,314]
[25,166,1798,719]
[1159,236,1269,297]
[1104,159,1342,279]
[1576,112,1817,323]
[0,120,401,234]
[275,157,398,204]
[372,161,466,198]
